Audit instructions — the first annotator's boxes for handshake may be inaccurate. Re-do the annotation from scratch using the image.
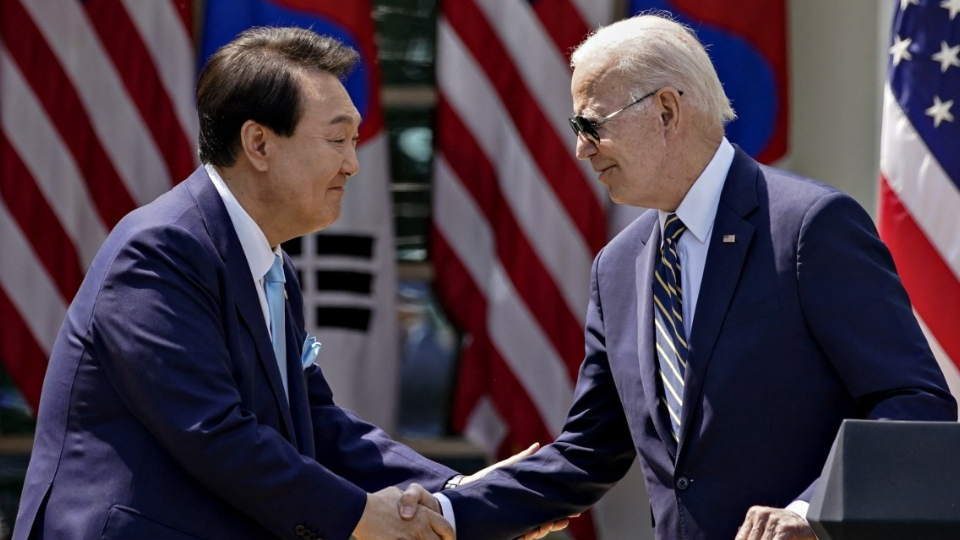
[351,444,576,540]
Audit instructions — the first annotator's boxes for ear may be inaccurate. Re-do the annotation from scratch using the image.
[657,88,683,136]
[239,120,271,172]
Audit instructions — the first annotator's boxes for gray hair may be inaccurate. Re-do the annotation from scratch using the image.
[570,12,736,127]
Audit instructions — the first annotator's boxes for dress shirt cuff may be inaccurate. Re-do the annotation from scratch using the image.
[786,500,809,520]
[434,493,456,531]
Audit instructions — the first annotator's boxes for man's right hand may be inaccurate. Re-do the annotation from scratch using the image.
[353,485,454,540]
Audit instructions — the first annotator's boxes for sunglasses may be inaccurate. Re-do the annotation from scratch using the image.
[568,89,682,146]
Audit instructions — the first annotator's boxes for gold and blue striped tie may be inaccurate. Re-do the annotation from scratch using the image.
[654,214,687,442]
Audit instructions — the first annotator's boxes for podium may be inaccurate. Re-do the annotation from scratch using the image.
[807,420,960,540]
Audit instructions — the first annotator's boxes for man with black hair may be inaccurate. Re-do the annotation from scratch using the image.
[16,27,467,540]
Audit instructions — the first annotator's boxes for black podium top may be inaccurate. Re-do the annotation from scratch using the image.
[808,419,960,540]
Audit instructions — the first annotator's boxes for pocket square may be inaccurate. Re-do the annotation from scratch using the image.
[301,335,322,369]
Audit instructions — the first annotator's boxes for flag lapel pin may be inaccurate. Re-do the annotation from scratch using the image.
[722,234,736,243]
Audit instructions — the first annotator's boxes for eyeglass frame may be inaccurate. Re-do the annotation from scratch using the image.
[568,88,683,146]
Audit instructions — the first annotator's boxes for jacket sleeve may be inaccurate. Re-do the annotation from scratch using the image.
[793,191,957,502]
[444,251,638,540]
[305,363,458,493]
[281,253,458,495]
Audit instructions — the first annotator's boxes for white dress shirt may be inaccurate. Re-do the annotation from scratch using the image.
[657,137,733,339]
[206,164,288,397]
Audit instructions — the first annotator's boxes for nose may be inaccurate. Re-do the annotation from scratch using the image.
[343,143,360,177]
[575,135,597,161]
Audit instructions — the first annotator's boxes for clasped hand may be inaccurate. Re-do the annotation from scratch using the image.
[396,443,577,540]
[353,484,453,540]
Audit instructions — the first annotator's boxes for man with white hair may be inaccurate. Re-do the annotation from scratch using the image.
[435,12,956,540]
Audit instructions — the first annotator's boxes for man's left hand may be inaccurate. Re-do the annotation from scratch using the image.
[515,513,581,540]
[735,506,816,540]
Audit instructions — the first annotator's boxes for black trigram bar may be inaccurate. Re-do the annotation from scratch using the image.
[315,234,374,258]
[315,306,372,331]
[315,270,373,295]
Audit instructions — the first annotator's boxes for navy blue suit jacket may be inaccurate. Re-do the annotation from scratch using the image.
[14,167,456,540]
[444,146,956,540]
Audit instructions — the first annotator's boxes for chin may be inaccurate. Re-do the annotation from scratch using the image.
[605,187,625,205]
[316,209,342,230]
[610,192,649,209]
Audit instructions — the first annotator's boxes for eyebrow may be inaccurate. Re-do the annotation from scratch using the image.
[328,113,362,126]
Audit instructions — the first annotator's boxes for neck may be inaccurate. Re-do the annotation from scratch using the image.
[663,126,724,211]
[214,163,283,249]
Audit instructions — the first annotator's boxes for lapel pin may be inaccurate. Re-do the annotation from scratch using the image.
[722,234,736,243]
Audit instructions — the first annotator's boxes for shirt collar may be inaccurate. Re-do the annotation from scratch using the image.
[205,163,279,281]
[658,137,735,244]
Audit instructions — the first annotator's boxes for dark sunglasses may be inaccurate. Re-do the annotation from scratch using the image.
[568,89,683,146]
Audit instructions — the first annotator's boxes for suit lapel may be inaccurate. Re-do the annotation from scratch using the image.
[282,270,314,456]
[677,148,759,454]
[635,220,678,460]
[186,168,298,442]
[230,263,298,443]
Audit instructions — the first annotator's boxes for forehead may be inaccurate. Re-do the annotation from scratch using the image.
[571,58,629,115]
[298,69,361,125]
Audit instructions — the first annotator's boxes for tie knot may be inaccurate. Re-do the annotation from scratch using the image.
[265,255,285,284]
[663,214,687,245]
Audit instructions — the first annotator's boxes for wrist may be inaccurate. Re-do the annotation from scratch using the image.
[352,493,373,539]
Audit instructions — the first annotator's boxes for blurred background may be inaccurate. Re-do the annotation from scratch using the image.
[0,0,958,538]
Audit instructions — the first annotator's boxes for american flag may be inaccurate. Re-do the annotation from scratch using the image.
[430,0,651,537]
[0,0,198,412]
[879,0,960,398]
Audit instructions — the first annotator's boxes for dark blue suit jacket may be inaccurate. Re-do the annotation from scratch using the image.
[14,167,456,540]
[444,146,957,540]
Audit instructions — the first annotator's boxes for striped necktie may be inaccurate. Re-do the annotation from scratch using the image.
[654,214,687,443]
[265,254,288,397]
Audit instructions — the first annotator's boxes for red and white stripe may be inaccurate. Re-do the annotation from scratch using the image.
[433,1,654,537]
[0,0,196,410]
[878,85,960,400]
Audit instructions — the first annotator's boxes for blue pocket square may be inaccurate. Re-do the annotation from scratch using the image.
[301,335,321,369]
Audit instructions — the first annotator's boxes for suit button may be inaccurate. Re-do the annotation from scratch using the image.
[676,476,690,490]
[295,525,307,536]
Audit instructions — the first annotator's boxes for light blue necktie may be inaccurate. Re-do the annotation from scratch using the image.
[265,254,288,397]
